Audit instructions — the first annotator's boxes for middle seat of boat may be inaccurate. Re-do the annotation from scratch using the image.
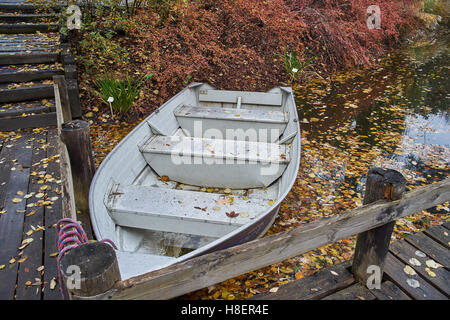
[139,134,290,189]
[174,104,289,142]
[105,182,273,238]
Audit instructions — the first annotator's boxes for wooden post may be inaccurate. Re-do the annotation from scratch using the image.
[60,242,121,298]
[352,168,407,286]
[60,120,96,215]
[53,75,72,127]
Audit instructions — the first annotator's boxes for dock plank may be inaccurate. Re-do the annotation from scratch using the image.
[369,281,411,300]
[0,135,15,208]
[0,132,33,299]
[384,253,446,300]
[253,261,354,300]
[423,225,450,249]
[15,131,47,300]
[322,283,376,300]
[42,129,64,300]
[389,238,449,297]
[405,232,450,268]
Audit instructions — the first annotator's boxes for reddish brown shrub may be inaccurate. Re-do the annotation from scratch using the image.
[79,0,421,114]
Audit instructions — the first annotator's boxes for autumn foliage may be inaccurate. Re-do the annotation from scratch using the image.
[77,0,421,114]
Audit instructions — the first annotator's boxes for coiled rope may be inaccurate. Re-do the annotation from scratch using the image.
[56,218,117,299]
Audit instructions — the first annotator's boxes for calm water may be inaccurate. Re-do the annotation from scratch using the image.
[294,30,449,196]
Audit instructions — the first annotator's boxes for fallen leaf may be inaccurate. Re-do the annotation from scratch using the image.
[408,258,421,266]
[403,265,416,276]
[415,250,426,258]
[425,268,436,277]
[226,211,239,218]
[50,277,57,290]
[406,278,420,288]
[425,260,442,269]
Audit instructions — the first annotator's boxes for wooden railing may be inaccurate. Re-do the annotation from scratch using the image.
[57,161,450,299]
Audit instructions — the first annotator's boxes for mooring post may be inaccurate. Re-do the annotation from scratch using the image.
[60,120,96,215]
[60,242,121,298]
[352,168,407,286]
[53,75,72,125]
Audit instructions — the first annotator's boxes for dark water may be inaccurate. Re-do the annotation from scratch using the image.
[294,30,449,197]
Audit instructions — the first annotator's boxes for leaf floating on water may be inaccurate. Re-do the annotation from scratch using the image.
[12,198,22,203]
[268,200,275,206]
[160,175,169,182]
[406,278,420,288]
[0,264,5,270]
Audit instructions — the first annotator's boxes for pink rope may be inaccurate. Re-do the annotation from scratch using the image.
[56,218,117,299]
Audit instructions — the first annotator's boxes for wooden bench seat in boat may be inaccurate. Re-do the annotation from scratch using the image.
[139,135,290,188]
[174,105,288,142]
[105,183,273,238]
[198,89,283,106]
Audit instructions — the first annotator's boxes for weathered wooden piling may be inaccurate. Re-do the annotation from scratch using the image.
[59,242,121,298]
[60,120,96,215]
[53,75,72,124]
[352,168,407,286]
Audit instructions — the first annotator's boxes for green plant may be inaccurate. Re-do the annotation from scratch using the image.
[93,73,146,114]
[149,0,181,25]
[283,51,317,84]
[78,31,129,73]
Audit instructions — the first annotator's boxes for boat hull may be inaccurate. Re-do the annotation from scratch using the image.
[89,83,300,279]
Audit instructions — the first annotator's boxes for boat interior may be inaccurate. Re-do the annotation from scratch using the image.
[92,84,300,279]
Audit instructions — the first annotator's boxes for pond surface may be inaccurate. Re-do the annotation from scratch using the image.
[266,30,449,239]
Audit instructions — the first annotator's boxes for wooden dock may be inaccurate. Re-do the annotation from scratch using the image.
[254,222,449,300]
[0,1,81,131]
[0,128,64,299]
[0,1,83,300]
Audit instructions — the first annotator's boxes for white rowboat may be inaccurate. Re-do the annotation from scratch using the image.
[89,83,301,280]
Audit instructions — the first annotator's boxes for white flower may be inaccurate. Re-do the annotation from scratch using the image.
[107,97,114,103]
[292,68,298,73]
